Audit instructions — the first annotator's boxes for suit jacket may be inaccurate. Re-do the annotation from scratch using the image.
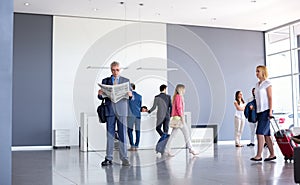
[149,93,172,119]
[244,99,257,123]
[98,75,130,117]
[128,91,142,118]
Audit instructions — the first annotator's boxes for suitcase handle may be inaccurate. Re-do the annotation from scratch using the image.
[269,116,284,137]
[269,116,281,131]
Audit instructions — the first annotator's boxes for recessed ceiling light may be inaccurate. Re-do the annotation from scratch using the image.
[24,2,30,6]
[211,18,217,21]
[93,8,99,11]
[120,1,125,5]
[139,3,144,6]
[200,7,208,10]
[263,23,267,25]
[250,0,257,2]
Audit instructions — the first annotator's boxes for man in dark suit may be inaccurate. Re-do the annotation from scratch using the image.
[127,83,142,151]
[98,61,132,166]
[148,84,172,136]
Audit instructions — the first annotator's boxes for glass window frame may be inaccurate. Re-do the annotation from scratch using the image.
[265,24,300,128]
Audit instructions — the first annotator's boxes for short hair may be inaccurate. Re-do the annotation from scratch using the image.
[141,106,147,111]
[160,84,167,92]
[110,61,120,68]
[131,83,135,90]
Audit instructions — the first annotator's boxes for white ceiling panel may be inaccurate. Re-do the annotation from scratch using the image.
[14,0,300,31]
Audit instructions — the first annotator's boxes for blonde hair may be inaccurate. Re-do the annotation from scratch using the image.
[256,65,268,79]
[172,84,185,103]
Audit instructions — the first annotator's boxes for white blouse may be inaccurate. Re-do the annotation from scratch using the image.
[255,79,272,113]
[234,101,246,120]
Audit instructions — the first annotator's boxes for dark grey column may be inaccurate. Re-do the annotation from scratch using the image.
[13,14,52,146]
[0,0,13,184]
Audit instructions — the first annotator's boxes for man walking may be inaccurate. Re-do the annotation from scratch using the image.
[148,84,172,136]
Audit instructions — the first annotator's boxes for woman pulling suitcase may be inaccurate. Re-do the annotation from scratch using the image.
[250,65,276,162]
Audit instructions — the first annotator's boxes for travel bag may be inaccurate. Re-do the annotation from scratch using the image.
[155,133,170,155]
[270,116,298,162]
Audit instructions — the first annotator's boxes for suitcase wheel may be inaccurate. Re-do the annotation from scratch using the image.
[284,156,293,162]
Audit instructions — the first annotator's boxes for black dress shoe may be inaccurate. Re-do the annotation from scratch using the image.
[250,157,262,161]
[122,159,130,166]
[101,159,112,166]
[292,137,300,144]
[264,156,276,161]
[294,134,300,139]
[247,143,255,147]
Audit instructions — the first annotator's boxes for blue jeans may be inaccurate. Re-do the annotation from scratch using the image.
[105,115,128,161]
[127,117,141,148]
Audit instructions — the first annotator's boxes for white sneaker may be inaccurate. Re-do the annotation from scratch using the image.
[164,152,175,157]
[189,149,199,155]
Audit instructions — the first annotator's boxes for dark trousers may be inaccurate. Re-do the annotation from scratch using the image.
[156,116,170,136]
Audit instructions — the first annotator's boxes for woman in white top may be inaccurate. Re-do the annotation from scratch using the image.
[250,65,276,162]
[234,90,246,147]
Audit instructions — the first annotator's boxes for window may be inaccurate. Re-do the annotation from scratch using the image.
[266,24,300,128]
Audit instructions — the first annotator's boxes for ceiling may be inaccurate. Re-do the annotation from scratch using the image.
[14,0,300,31]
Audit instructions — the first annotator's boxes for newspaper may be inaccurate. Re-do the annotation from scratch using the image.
[98,82,130,103]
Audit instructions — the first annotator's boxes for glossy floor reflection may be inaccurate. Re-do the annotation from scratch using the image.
[12,143,297,185]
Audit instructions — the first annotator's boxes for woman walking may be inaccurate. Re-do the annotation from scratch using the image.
[250,65,276,161]
[164,84,198,157]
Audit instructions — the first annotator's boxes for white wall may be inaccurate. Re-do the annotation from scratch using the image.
[53,16,167,145]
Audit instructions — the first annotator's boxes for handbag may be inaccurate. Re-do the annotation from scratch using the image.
[97,99,106,123]
[169,116,183,128]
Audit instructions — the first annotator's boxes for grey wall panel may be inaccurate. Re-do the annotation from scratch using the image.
[0,0,13,183]
[13,13,52,146]
[167,24,264,140]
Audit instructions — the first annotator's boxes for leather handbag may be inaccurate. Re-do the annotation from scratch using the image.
[97,99,106,123]
[169,116,183,128]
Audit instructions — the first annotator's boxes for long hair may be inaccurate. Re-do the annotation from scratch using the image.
[172,84,185,103]
[235,90,245,105]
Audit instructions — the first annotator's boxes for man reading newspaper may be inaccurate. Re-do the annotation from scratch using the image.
[97,61,132,166]
[98,83,130,103]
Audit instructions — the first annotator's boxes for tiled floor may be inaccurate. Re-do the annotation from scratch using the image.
[12,143,297,185]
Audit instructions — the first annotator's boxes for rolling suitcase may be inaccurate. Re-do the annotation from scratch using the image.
[270,116,298,162]
[294,147,300,183]
[155,133,170,155]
